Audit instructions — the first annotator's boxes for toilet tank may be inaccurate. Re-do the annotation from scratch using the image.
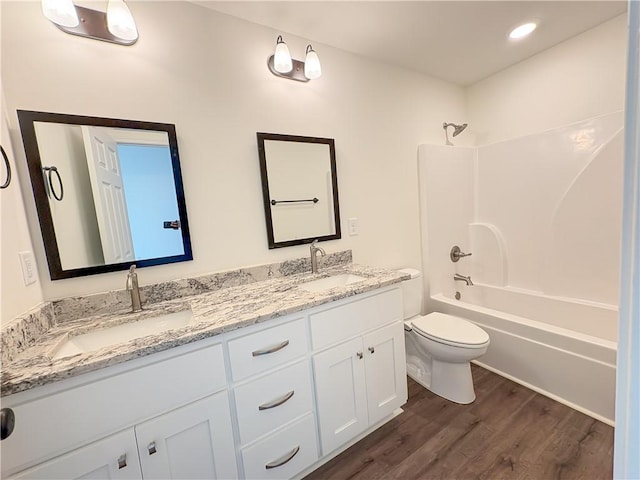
[398,268,423,319]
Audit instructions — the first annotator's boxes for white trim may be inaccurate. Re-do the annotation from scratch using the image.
[614,2,640,478]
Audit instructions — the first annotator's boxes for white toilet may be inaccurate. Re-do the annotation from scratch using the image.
[400,268,490,404]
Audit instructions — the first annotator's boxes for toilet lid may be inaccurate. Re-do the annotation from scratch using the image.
[412,312,489,347]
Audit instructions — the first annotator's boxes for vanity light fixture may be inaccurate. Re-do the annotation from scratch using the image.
[268,35,322,82]
[509,22,537,40]
[304,45,322,80]
[41,0,138,46]
[273,35,293,73]
[41,0,79,28]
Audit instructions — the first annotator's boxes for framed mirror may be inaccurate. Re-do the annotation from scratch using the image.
[257,132,341,249]
[17,110,193,280]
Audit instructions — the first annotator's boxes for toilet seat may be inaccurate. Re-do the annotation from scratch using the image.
[411,312,489,348]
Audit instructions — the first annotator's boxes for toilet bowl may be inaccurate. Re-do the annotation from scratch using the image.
[399,269,490,404]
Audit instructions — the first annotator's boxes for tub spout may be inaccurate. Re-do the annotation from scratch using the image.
[454,273,473,286]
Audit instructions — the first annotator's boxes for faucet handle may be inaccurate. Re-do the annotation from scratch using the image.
[126,264,137,290]
[450,246,472,262]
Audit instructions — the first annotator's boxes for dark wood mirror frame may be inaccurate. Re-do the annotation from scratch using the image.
[17,110,193,280]
[257,132,341,249]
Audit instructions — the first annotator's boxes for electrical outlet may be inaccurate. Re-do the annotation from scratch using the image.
[348,217,359,236]
[19,251,38,286]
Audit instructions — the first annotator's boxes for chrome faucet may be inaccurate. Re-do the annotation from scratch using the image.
[454,273,474,286]
[310,239,326,274]
[126,265,143,312]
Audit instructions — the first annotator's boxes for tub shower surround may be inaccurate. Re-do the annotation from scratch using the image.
[2,252,410,397]
[418,113,623,424]
[1,250,351,365]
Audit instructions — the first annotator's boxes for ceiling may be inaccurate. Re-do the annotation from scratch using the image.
[195,1,627,86]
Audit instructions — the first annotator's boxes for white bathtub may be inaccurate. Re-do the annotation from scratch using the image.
[428,284,617,425]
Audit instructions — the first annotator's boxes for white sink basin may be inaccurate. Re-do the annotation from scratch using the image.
[51,310,193,360]
[299,274,367,293]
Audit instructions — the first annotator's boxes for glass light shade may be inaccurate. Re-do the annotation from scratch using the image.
[509,22,537,40]
[304,46,322,79]
[41,0,79,28]
[107,0,138,42]
[274,38,293,73]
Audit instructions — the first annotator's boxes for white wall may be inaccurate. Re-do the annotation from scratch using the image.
[467,14,627,145]
[1,2,467,302]
[1,49,44,320]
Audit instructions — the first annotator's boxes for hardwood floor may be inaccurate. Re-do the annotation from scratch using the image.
[304,365,614,480]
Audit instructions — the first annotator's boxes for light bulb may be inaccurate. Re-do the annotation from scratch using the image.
[107,0,138,42]
[41,0,79,28]
[274,36,293,73]
[509,22,537,40]
[304,45,322,79]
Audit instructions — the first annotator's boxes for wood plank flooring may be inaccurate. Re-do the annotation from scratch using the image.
[304,365,614,480]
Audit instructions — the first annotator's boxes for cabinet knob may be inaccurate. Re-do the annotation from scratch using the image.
[368,346,375,354]
[356,351,363,359]
[117,454,127,469]
[0,408,15,440]
[148,442,157,455]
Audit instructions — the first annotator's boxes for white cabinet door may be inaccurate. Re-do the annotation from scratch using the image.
[135,393,238,480]
[12,429,142,480]
[313,337,368,455]
[363,322,408,425]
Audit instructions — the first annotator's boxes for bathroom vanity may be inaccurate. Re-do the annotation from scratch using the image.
[1,264,408,479]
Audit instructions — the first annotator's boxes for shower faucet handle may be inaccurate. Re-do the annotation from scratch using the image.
[450,245,472,262]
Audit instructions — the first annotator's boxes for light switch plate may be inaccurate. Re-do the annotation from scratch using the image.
[19,251,38,286]
[348,217,359,236]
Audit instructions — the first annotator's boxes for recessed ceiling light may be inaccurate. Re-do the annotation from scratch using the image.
[509,22,537,40]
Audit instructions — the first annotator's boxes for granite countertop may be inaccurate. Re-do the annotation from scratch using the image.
[2,264,409,397]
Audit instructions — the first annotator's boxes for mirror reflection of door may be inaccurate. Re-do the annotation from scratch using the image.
[20,110,193,280]
[81,126,135,264]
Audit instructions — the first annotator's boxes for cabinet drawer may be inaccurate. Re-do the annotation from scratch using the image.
[228,317,307,381]
[241,413,319,480]
[1,343,226,476]
[310,287,403,349]
[234,360,313,445]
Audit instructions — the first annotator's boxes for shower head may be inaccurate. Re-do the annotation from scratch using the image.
[453,123,467,137]
[443,122,468,145]
[443,122,468,136]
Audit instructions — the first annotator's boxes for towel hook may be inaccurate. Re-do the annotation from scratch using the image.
[0,145,11,189]
[43,166,64,201]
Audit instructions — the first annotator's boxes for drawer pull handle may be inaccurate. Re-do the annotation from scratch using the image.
[265,445,300,469]
[356,351,363,359]
[258,390,295,410]
[368,346,375,354]
[252,340,290,357]
[148,442,157,455]
[0,408,15,440]
[117,454,127,469]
